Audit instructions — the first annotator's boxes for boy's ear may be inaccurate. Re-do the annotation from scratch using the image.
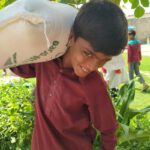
[67,31,75,47]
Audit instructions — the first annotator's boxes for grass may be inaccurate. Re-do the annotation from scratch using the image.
[122,52,150,110]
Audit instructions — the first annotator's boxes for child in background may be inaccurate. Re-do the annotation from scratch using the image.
[10,1,128,150]
[102,54,129,98]
[127,30,149,92]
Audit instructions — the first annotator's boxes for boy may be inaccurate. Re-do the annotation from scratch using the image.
[127,30,149,92]
[10,1,128,150]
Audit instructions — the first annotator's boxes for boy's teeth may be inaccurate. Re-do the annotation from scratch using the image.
[82,67,88,72]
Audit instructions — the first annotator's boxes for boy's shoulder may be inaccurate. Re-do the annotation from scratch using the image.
[82,71,105,84]
[80,71,111,104]
[80,71,107,93]
[128,39,140,45]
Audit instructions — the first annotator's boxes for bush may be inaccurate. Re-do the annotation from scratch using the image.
[0,78,35,150]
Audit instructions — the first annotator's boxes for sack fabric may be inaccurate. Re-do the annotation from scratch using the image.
[0,0,77,69]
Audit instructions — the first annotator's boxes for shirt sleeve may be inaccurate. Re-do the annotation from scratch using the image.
[10,64,36,78]
[138,44,142,61]
[127,44,132,63]
[82,72,118,150]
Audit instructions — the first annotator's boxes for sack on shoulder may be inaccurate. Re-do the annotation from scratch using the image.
[0,0,77,69]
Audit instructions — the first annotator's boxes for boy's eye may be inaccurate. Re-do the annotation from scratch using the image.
[83,51,93,57]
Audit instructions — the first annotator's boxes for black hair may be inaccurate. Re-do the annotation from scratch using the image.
[128,30,136,37]
[73,0,128,56]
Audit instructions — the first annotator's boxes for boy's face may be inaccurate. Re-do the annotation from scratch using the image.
[63,35,112,78]
[128,34,134,40]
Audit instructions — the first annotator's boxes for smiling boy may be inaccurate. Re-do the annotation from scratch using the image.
[10,1,128,150]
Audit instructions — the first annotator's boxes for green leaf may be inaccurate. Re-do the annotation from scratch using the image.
[134,6,145,18]
[0,0,6,9]
[119,123,129,136]
[119,86,135,117]
[119,83,129,97]
[60,0,68,3]
[129,0,134,3]
[118,131,150,144]
[123,0,128,3]
[131,0,139,9]
[140,0,149,7]
[111,0,121,5]
[127,106,150,121]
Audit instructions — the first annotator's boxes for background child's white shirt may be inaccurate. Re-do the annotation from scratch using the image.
[104,54,125,71]
[105,68,129,88]
[103,54,129,88]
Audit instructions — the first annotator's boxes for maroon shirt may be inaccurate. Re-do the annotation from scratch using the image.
[11,59,118,150]
[127,39,142,63]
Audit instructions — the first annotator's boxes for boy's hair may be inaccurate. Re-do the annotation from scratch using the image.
[73,0,128,56]
[128,30,136,37]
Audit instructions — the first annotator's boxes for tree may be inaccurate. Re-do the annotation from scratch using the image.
[0,0,150,17]
[112,0,150,18]
[56,0,150,18]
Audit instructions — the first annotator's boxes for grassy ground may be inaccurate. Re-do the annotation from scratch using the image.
[123,53,150,110]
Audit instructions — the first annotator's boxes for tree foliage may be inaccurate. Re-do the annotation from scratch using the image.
[0,0,149,17]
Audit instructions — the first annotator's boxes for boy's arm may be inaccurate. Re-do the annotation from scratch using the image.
[10,64,36,78]
[83,73,118,150]
[91,91,118,150]
[127,44,132,63]
[139,43,142,61]
[100,127,117,150]
[93,89,118,150]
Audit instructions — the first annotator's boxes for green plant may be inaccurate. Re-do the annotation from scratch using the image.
[115,80,150,147]
[115,81,150,126]
[0,78,35,150]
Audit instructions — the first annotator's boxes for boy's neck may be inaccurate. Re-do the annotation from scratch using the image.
[129,37,135,40]
[61,50,72,68]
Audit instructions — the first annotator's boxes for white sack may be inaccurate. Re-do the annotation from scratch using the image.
[0,0,77,69]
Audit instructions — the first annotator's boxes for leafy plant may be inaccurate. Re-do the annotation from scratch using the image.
[0,78,35,150]
[115,80,150,146]
[115,80,150,126]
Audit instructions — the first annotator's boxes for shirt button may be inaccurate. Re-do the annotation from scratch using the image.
[59,69,63,73]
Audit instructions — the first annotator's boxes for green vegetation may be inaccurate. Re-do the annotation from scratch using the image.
[0,78,35,150]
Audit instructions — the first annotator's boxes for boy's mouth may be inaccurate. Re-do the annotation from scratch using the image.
[81,66,89,73]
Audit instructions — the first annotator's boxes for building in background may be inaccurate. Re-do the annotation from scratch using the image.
[121,2,150,44]
[127,13,150,44]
